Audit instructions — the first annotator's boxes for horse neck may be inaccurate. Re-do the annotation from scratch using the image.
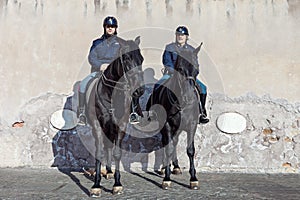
[169,73,197,107]
[169,73,184,97]
[160,75,182,110]
[104,59,122,81]
[97,64,122,104]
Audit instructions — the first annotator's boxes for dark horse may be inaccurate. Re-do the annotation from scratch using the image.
[85,36,144,197]
[146,45,201,190]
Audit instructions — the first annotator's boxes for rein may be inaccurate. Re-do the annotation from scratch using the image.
[94,41,143,115]
[101,72,129,91]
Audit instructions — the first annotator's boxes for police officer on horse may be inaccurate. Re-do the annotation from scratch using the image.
[156,26,209,124]
[78,16,141,125]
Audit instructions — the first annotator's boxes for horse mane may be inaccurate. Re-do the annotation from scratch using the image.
[103,36,143,79]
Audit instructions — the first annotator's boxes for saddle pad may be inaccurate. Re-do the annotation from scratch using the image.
[85,77,99,104]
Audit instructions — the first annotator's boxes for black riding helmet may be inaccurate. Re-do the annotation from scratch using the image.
[103,16,118,28]
[175,26,189,36]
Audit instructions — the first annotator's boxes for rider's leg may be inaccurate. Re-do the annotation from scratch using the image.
[78,72,98,125]
[200,93,208,116]
[196,79,209,124]
[130,74,170,124]
[78,91,87,126]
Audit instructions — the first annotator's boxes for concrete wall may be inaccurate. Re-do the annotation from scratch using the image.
[0,0,300,171]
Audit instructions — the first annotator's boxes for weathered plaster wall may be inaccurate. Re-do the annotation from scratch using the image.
[0,0,300,172]
[0,91,299,173]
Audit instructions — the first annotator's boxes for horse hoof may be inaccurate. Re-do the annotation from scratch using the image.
[106,173,114,180]
[172,168,182,175]
[162,181,171,190]
[190,181,199,190]
[90,188,101,197]
[83,168,95,177]
[113,186,123,195]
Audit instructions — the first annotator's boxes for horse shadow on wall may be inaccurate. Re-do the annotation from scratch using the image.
[51,67,164,173]
[51,81,95,171]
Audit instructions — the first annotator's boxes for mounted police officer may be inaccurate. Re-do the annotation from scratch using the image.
[77,16,141,125]
[156,26,209,124]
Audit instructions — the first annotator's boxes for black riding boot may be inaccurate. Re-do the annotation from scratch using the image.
[198,93,209,124]
[77,92,87,126]
[129,97,143,124]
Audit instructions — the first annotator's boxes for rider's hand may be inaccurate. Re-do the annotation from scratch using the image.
[100,64,109,72]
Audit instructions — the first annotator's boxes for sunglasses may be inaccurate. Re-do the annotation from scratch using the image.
[105,25,117,29]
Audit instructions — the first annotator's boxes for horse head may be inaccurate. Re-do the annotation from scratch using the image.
[173,44,201,105]
[117,36,145,98]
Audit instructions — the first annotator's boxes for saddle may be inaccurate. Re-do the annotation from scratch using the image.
[84,75,100,106]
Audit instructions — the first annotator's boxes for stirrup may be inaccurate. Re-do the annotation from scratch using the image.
[78,114,87,126]
[129,112,140,124]
[198,114,209,124]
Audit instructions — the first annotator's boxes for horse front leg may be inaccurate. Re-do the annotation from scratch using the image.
[162,123,174,190]
[187,129,199,190]
[112,129,124,194]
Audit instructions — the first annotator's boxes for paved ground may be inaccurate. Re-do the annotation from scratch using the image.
[0,168,300,200]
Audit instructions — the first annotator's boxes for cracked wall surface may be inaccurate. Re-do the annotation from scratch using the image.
[0,89,299,173]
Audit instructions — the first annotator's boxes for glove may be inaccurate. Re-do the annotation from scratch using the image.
[100,63,109,72]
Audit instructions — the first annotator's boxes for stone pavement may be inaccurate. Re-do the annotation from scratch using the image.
[0,168,300,200]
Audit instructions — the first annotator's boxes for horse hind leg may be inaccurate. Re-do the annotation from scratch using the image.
[90,126,104,197]
[161,124,174,190]
[105,147,114,180]
[172,159,182,175]
[171,135,182,175]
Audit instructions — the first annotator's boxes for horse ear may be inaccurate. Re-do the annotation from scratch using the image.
[194,42,203,55]
[134,36,141,46]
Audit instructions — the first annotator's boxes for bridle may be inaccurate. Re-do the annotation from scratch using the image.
[100,46,143,92]
[167,62,197,109]
[94,44,144,115]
